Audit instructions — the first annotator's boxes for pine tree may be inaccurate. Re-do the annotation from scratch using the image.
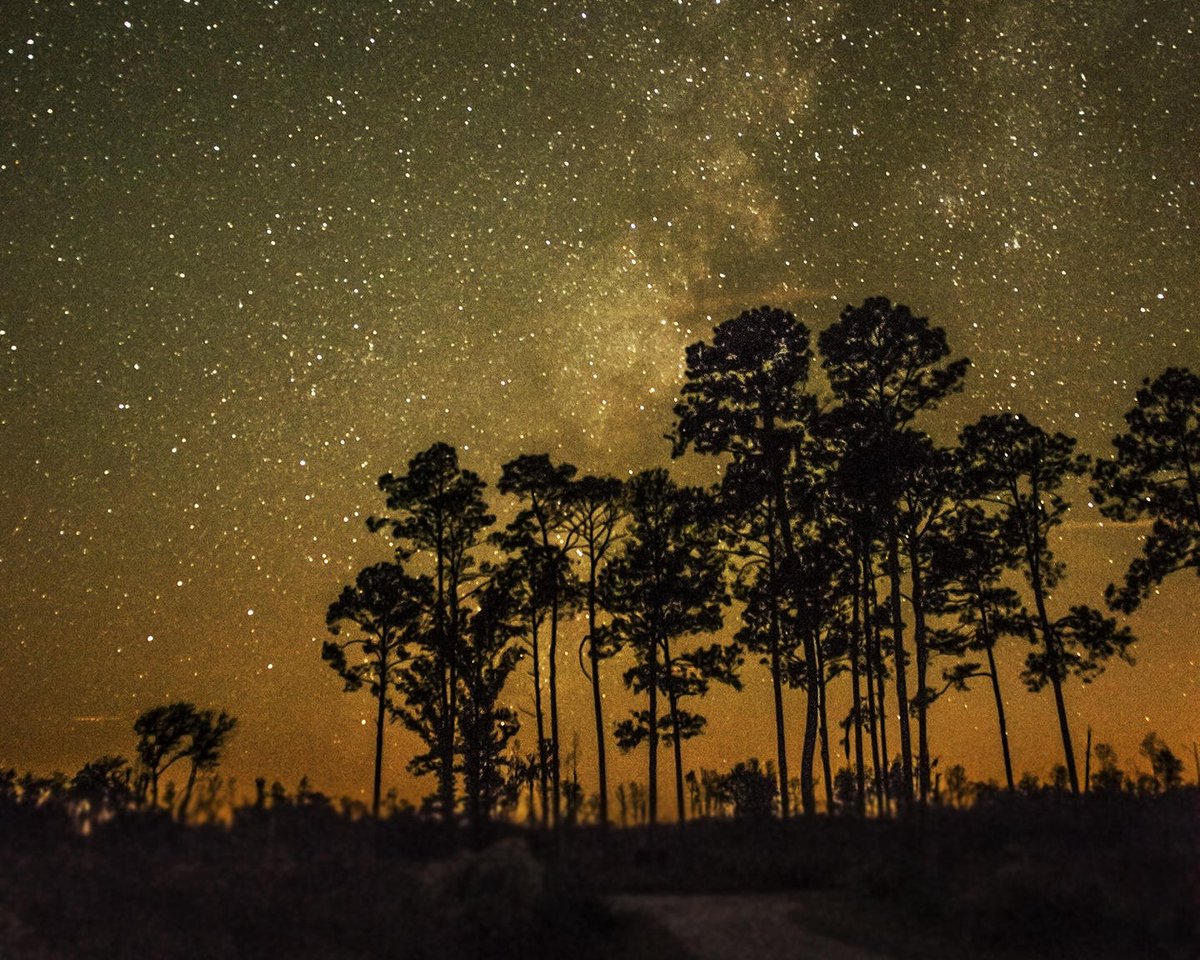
[370,442,494,819]
[324,560,431,817]
[819,296,969,807]
[673,305,814,816]
[960,414,1134,795]
[1092,367,1200,612]
[602,470,731,828]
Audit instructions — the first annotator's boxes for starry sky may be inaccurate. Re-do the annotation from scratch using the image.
[1,0,1196,806]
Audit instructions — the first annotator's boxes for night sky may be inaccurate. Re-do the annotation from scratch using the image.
[2,0,1196,806]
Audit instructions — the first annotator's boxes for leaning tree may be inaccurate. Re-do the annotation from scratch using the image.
[132,702,236,817]
[960,413,1134,795]
[926,502,1024,792]
[177,709,238,823]
[133,702,202,809]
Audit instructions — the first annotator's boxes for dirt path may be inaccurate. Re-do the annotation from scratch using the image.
[610,892,894,960]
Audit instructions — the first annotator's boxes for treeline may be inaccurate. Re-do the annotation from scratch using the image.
[1,702,237,826]
[324,295,1198,830]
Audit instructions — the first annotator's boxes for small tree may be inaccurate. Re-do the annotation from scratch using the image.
[134,702,201,809]
[497,453,579,827]
[458,562,524,835]
[1092,367,1200,612]
[720,759,778,819]
[1140,732,1184,792]
[178,709,238,822]
[132,702,236,817]
[930,503,1025,792]
[71,756,133,817]
[1090,743,1124,795]
[324,560,431,818]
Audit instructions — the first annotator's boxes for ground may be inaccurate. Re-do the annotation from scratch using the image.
[612,893,892,960]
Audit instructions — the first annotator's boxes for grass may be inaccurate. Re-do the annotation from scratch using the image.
[1,791,1195,960]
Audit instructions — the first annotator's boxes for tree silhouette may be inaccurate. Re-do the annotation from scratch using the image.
[895,438,963,804]
[491,524,554,826]
[1090,742,1124,794]
[826,446,889,814]
[71,756,133,818]
[726,494,804,812]
[370,442,494,819]
[177,709,238,823]
[783,507,849,814]
[960,413,1134,795]
[819,296,969,807]
[1092,367,1200,612]
[497,453,579,828]
[720,758,778,818]
[673,305,815,817]
[1139,732,1184,792]
[134,702,202,809]
[457,562,524,836]
[324,560,431,817]
[564,473,625,829]
[602,470,730,828]
[928,503,1023,791]
[132,702,236,817]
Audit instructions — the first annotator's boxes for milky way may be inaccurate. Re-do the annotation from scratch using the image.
[2,1,1196,803]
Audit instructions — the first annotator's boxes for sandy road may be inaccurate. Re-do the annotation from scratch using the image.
[610,892,893,960]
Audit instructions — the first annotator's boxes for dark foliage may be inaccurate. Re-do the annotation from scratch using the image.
[1092,367,1200,612]
[0,808,678,960]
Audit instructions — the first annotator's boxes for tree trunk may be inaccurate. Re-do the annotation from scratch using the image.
[466,649,484,841]
[909,551,931,805]
[850,540,867,815]
[886,514,914,807]
[587,560,609,829]
[763,427,815,814]
[982,636,1015,791]
[815,638,834,813]
[1029,551,1080,795]
[861,551,884,815]
[647,631,660,841]
[799,626,820,816]
[373,656,387,818]
[666,645,686,824]
[549,589,562,828]
[179,762,198,823]
[766,514,790,817]
[442,654,456,822]
[1018,473,1079,797]
[875,661,890,809]
[1084,726,1092,796]
[863,549,890,812]
[434,526,454,822]
[530,615,549,828]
